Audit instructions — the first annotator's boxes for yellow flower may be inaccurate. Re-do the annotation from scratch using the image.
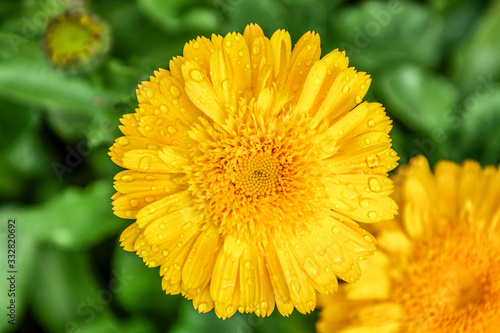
[42,11,110,71]
[109,23,398,319]
[317,155,500,332]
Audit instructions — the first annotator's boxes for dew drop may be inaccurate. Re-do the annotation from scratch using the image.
[182,223,192,231]
[332,227,340,234]
[192,41,200,49]
[160,223,166,230]
[160,105,168,113]
[368,177,382,192]
[359,199,369,207]
[355,95,362,104]
[144,125,153,132]
[189,69,204,82]
[366,155,380,168]
[368,211,377,220]
[125,210,132,217]
[198,302,209,312]
[170,85,181,97]
[139,156,152,171]
[130,199,139,207]
[152,245,159,252]
[367,119,375,127]
[222,79,230,90]
[342,85,350,93]
[146,89,153,97]
[252,46,261,55]
[306,300,315,308]
[117,137,129,146]
[292,83,300,92]
[364,137,371,145]
[261,301,268,309]
[226,305,236,315]
[162,249,170,256]
[244,261,252,270]
[225,40,231,47]
[173,263,181,270]
[121,175,134,183]
[149,260,157,266]
[140,250,148,257]
[168,126,178,134]
[145,196,154,203]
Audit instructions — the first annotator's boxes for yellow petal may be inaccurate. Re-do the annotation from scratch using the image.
[284,32,321,102]
[181,227,221,296]
[222,32,252,101]
[324,174,397,223]
[211,235,244,319]
[270,29,292,89]
[183,36,214,75]
[181,60,226,125]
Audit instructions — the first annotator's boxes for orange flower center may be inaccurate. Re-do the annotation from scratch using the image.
[393,228,500,332]
[187,110,325,241]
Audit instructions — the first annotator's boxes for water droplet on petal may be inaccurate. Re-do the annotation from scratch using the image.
[367,119,375,127]
[252,46,261,55]
[170,85,181,97]
[342,85,350,93]
[121,175,134,182]
[355,95,362,104]
[117,137,129,146]
[159,223,166,230]
[139,156,152,171]
[146,89,153,97]
[198,302,209,312]
[244,261,252,269]
[190,69,204,81]
[364,137,371,145]
[332,227,339,234]
[192,41,200,49]
[306,300,315,308]
[368,211,377,220]
[368,177,382,192]
[366,155,380,168]
[182,223,192,231]
[173,263,181,270]
[168,126,178,134]
[145,196,154,203]
[162,249,169,256]
[125,210,132,217]
[130,199,139,207]
[149,260,157,266]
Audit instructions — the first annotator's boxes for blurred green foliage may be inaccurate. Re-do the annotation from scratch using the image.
[0,0,499,332]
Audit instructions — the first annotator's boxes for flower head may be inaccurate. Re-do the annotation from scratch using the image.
[109,23,398,318]
[42,11,110,71]
[317,156,500,332]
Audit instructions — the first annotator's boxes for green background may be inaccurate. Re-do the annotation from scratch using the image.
[1,0,499,332]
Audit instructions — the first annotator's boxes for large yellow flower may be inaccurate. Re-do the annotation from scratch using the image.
[109,23,398,319]
[317,155,500,332]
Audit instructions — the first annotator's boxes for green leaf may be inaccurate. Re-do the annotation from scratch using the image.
[376,63,459,136]
[19,179,122,249]
[457,86,500,164]
[452,0,500,94]
[330,1,442,71]
[30,248,117,332]
[0,59,113,116]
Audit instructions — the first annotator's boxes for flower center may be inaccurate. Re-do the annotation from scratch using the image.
[235,152,281,197]
[392,228,500,332]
